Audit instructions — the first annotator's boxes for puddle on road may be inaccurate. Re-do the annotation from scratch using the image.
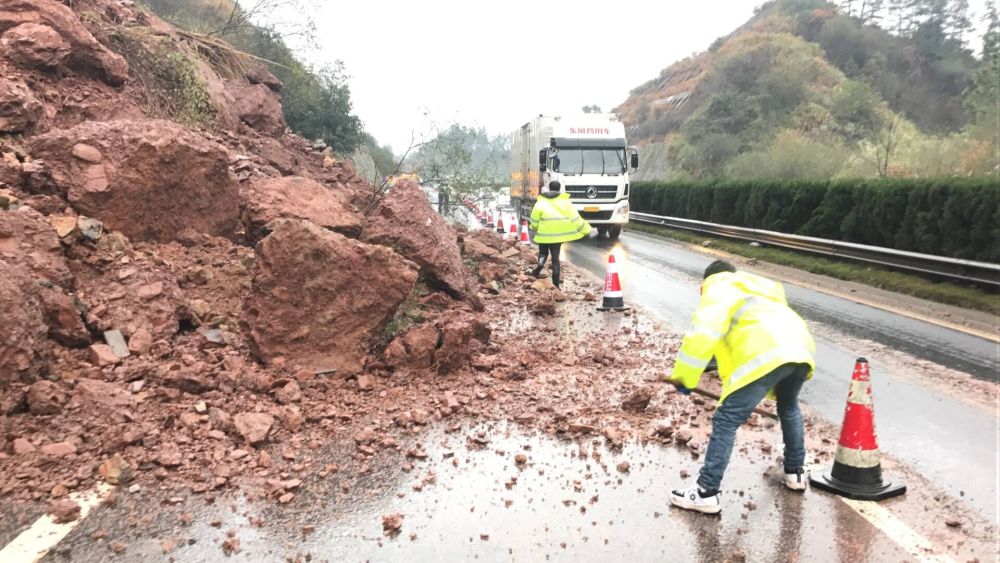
[44,422,911,563]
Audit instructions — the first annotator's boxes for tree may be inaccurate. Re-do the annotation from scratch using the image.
[964,1,1000,159]
[582,104,602,113]
[409,125,509,215]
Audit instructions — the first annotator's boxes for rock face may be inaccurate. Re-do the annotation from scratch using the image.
[0,260,50,384]
[385,314,490,374]
[229,83,286,136]
[246,66,282,92]
[239,176,362,242]
[0,0,128,85]
[0,77,43,133]
[243,219,419,373]
[364,180,472,301]
[29,120,240,242]
[1,23,71,69]
[0,206,72,288]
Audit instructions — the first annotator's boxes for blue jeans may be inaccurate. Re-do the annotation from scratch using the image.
[697,363,809,493]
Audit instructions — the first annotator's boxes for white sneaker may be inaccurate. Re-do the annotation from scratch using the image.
[669,485,722,514]
[784,468,807,491]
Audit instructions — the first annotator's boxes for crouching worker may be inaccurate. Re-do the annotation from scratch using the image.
[528,181,591,289]
[665,260,816,514]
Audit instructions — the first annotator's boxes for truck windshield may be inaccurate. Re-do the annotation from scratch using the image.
[553,148,626,175]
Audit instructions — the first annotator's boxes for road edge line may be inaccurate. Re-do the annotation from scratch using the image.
[841,497,955,563]
[0,483,113,563]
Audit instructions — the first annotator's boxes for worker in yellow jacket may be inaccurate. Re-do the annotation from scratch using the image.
[666,260,815,514]
[528,181,591,289]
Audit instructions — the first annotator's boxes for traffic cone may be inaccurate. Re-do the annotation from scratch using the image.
[810,358,905,501]
[597,254,628,311]
[507,221,517,240]
[519,220,530,244]
[496,215,505,234]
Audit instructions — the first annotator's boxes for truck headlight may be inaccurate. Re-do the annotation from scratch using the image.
[616,202,629,216]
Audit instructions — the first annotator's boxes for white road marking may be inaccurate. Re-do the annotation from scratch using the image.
[841,497,955,563]
[0,483,113,563]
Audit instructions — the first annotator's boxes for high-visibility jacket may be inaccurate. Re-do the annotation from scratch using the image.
[529,193,591,244]
[667,271,815,403]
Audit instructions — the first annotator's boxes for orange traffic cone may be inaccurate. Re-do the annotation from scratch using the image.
[810,358,905,500]
[507,221,517,240]
[597,254,628,311]
[519,220,530,244]
[496,215,505,234]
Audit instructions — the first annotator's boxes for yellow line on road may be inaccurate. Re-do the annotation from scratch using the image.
[0,483,113,563]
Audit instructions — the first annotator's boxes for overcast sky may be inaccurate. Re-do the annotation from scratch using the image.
[303,0,990,151]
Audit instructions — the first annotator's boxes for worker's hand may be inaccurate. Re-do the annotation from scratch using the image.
[662,376,692,395]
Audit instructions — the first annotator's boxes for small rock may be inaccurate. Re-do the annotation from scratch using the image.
[27,380,66,415]
[157,443,183,467]
[127,328,154,356]
[71,143,103,163]
[49,215,77,238]
[103,330,131,359]
[40,441,76,457]
[277,492,294,504]
[202,329,225,347]
[88,344,120,367]
[514,453,527,465]
[99,454,135,485]
[233,413,274,445]
[13,438,36,455]
[136,282,163,300]
[221,536,240,555]
[77,216,103,241]
[621,387,652,413]
[48,499,81,523]
[274,381,302,404]
[945,518,962,528]
[357,374,373,391]
[617,461,631,473]
[382,513,403,533]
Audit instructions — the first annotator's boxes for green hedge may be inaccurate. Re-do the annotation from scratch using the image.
[631,179,1000,263]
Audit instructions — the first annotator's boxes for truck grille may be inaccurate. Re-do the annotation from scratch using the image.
[565,185,618,200]
[580,210,614,221]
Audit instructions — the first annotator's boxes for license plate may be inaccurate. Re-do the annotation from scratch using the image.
[583,206,599,212]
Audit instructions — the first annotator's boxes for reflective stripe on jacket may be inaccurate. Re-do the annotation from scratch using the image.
[667,271,815,403]
[529,193,591,244]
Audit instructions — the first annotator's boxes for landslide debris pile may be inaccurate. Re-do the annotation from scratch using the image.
[0,0,497,503]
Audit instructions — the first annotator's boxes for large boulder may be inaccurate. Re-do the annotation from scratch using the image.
[363,180,473,301]
[0,260,50,385]
[243,219,419,374]
[229,82,286,136]
[240,176,363,242]
[0,77,43,133]
[0,0,128,85]
[0,206,72,288]
[29,120,240,242]
[1,23,70,69]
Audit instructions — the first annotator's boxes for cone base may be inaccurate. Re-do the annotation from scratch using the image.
[597,304,630,312]
[810,470,906,501]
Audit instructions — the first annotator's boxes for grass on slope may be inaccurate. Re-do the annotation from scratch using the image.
[626,223,999,316]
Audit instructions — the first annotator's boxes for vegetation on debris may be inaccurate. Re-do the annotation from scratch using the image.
[141,0,364,154]
[631,178,1000,262]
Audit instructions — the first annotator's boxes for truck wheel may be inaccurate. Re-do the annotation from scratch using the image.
[597,226,609,238]
[609,226,622,240]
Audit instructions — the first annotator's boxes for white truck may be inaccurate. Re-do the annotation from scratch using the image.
[510,114,638,239]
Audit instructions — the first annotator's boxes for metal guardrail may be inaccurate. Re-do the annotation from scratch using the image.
[630,212,1000,287]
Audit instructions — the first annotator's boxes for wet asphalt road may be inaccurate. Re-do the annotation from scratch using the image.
[563,230,1000,521]
[35,423,913,563]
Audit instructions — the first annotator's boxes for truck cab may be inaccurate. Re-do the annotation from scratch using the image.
[510,114,638,239]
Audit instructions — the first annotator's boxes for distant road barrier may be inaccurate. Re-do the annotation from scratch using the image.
[630,212,1000,287]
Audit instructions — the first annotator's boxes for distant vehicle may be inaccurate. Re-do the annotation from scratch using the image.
[510,114,638,239]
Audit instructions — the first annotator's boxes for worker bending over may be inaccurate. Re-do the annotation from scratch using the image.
[528,181,591,289]
[666,260,816,514]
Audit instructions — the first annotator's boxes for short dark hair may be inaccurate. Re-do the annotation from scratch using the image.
[704,260,736,280]
[548,180,561,191]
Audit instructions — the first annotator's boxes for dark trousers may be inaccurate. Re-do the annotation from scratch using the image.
[532,243,562,287]
[697,362,809,492]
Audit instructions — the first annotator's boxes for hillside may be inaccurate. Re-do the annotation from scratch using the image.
[616,0,998,179]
